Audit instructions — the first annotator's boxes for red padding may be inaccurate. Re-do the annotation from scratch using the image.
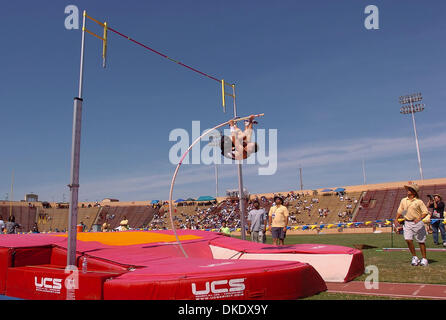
[50,246,128,272]
[344,250,365,282]
[0,248,11,295]
[104,260,326,300]
[6,265,124,300]
[50,246,71,267]
[12,247,52,267]
[210,237,360,255]
[79,256,129,273]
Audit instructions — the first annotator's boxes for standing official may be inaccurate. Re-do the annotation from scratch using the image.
[395,184,430,266]
[247,200,267,243]
[268,196,289,246]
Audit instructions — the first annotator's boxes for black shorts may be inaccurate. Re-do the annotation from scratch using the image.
[220,135,258,159]
[271,227,286,240]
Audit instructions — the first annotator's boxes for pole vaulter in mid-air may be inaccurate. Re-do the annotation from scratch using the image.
[221,114,259,160]
[168,113,264,258]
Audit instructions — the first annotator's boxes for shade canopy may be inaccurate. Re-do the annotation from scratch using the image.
[321,189,333,193]
[196,196,216,201]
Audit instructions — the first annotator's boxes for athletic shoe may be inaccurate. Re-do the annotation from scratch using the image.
[411,256,420,266]
[420,258,428,267]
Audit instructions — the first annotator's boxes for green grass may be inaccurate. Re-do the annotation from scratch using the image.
[270,232,446,285]
[236,232,446,299]
[302,292,427,300]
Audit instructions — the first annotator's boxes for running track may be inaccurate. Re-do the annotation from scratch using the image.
[1,282,445,300]
[326,281,446,300]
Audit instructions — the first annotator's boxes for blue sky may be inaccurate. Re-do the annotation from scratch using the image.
[1,0,446,202]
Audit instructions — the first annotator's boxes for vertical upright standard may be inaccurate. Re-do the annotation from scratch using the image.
[223,81,247,240]
[299,167,303,191]
[67,10,108,268]
[67,10,87,267]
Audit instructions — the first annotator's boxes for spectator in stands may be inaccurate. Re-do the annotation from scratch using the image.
[247,200,267,243]
[5,216,20,234]
[102,221,111,232]
[0,215,5,233]
[79,221,87,232]
[219,221,231,237]
[427,194,445,246]
[268,196,289,246]
[395,184,430,266]
[32,223,39,233]
[120,216,129,231]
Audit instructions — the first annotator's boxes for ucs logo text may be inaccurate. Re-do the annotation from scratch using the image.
[192,278,245,296]
[34,277,63,293]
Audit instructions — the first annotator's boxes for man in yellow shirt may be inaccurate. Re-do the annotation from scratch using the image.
[268,196,289,246]
[395,184,430,266]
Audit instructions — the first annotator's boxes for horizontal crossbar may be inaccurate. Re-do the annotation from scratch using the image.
[85,13,105,27]
[83,28,105,41]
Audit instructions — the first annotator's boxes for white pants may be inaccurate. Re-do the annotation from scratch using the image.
[403,220,427,243]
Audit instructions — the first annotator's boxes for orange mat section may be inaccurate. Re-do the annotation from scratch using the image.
[53,231,202,246]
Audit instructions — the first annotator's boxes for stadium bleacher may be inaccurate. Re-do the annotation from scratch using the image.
[0,204,37,233]
[2,178,445,234]
[286,192,362,226]
[96,205,157,230]
[161,201,218,230]
[355,183,446,223]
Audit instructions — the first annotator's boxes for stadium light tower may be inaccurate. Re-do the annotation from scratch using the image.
[399,92,425,181]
